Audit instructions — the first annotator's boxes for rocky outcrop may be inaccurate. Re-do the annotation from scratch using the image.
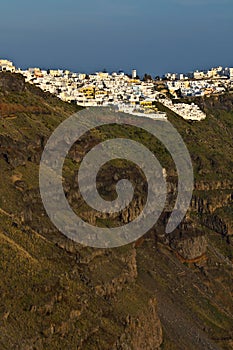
[203,211,233,237]
[0,72,26,93]
[191,192,232,215]
[169,229,207,261]
[194,93,233,113]
[0,134,45,167]
[95,249,138,298]
[113,298,163,350]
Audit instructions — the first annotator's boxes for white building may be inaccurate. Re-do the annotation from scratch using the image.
[230,68,233,81]
[132,69,137,79]
[0,59,16,73]
[193,70,206,79]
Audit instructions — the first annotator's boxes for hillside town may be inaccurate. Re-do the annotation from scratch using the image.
[1,59,233,121]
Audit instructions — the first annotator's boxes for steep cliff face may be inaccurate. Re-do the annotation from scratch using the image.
[0,73,233,350]
[0,73,164,350]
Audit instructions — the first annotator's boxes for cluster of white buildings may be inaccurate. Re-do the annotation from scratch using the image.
[165,66,232,81]
[3,59,233,122]
[164,66,233,98]
[19,67,206,120]
[21,68,159,107]
[158,98,206,121]
[166,79,226,98]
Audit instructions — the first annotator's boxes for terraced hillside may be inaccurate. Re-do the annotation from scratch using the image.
[0,72,232,350]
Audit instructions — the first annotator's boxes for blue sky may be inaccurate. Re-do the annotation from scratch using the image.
[0,0,233,76]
